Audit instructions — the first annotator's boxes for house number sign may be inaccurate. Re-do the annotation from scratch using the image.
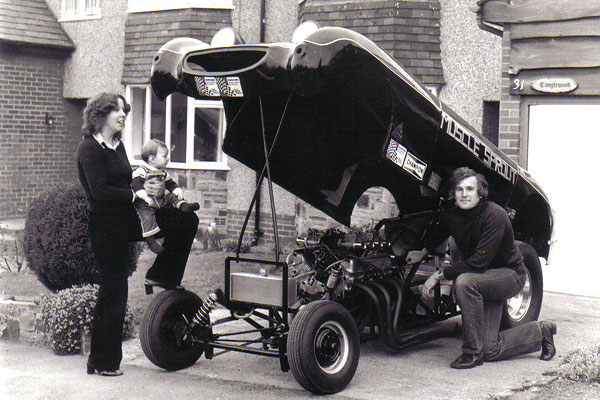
[511,77,578,94]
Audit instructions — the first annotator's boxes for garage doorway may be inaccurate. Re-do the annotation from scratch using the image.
[527,103,600,297]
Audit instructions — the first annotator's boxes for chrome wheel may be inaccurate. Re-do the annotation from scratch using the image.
[314,321,349,374]
[288,300,360,394]
[506,268,532,322]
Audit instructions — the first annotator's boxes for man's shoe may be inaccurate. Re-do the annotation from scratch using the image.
[539,321,557,361]
[450,353,483,369]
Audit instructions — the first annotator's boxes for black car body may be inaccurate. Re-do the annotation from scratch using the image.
[141,26,553,394]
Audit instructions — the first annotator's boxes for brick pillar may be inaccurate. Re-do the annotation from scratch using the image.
[498,26,521,163]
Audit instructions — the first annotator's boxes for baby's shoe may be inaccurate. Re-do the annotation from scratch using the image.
[180,202,200,213]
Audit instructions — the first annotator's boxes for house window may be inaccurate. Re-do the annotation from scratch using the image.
[60,0,101,21]
[125,86,228,170]
[482,101,500,146]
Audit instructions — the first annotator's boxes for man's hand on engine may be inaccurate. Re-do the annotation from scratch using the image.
[406,248,428,265]
[421,271,441,300]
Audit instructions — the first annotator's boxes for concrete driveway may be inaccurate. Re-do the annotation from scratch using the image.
[1,291,599,400]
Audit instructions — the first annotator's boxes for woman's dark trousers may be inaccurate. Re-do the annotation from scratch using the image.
[88,211,140,371]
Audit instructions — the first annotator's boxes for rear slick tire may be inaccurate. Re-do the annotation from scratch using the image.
[501,241,543,330]
[287,300,360,394]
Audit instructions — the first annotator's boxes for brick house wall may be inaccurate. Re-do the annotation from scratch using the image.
[497,27,521,161]
[0,45,79,218]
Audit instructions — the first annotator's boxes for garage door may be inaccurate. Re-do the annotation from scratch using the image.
[528,104,600,298]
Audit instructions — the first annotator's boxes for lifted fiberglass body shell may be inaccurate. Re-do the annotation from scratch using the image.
[151,26,552,257]
[142,26,554,394]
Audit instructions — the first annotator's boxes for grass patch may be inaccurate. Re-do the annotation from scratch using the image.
[0,247,238,328]
[558,344,600,383]
[127,248,228,326]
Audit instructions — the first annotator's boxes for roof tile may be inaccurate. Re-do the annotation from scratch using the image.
[122,8,231,84]
[0,0,74,50]
[300,0,444,86]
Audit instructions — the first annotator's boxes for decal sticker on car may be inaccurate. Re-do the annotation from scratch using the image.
[403,152,427,180]
[385,138,407,167]
[385,138,427,181]
[194,76,244,97]
[427,171,442,191]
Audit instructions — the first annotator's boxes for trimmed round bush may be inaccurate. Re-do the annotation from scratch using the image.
[24,183,140,292]
[40,284,135,355]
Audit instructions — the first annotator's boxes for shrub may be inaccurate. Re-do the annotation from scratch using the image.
[40,284,135,355]
[23,183,141,292]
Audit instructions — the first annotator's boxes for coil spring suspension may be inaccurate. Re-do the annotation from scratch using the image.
[191,293,218,328]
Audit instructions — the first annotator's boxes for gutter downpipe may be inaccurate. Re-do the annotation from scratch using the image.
[253,0,267,245]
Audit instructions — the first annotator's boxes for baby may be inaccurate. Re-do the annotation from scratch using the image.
[132,139,199,254]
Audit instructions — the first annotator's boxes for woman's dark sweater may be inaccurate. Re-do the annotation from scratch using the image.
[425,200,525,280]
[76,136,134,214]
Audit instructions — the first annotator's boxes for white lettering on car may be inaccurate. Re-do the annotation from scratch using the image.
[440,111,518,184]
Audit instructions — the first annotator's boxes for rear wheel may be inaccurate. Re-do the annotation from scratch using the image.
[501,241,543,329]
[287,300,360,394]
[140,289,205,371]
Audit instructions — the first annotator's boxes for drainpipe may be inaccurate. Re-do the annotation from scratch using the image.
[254,0,267,244]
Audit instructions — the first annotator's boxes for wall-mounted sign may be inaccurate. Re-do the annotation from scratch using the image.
[531,78,578,93]
[510,71,597,95]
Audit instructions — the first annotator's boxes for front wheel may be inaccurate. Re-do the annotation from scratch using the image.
[140,289,205,371]
[287,300,360,395]
[501,241,543,330]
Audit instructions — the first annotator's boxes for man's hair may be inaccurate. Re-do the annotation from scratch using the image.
[81,93,130,137]
[449,167,488,200]
[141,139,168,163]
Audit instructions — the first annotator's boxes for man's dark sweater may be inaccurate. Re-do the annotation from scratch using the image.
[425,200,525,280]
[76,136,134,214]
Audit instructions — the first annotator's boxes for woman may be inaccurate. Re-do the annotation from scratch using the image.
[76,93,198,376]
[407,167,556,369]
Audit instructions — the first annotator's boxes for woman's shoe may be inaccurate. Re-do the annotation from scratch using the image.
[144,279,183,295]
[87,364,123,376]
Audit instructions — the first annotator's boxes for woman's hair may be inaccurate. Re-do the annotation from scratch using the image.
[81,92,130,137]
[449,167,489,200]
[141,139,168,163]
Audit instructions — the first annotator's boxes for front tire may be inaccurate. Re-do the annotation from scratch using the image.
[140,289,205,371]
[501,241,543,330]
[287,300,360,394]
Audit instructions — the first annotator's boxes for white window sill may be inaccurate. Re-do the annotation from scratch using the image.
[127,0,233,13]
[59,15,102,22]
[130,160,231,172]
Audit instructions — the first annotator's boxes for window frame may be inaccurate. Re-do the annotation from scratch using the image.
[127,0,233,13]
[124,85,229,171]
[59,0,102,22]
